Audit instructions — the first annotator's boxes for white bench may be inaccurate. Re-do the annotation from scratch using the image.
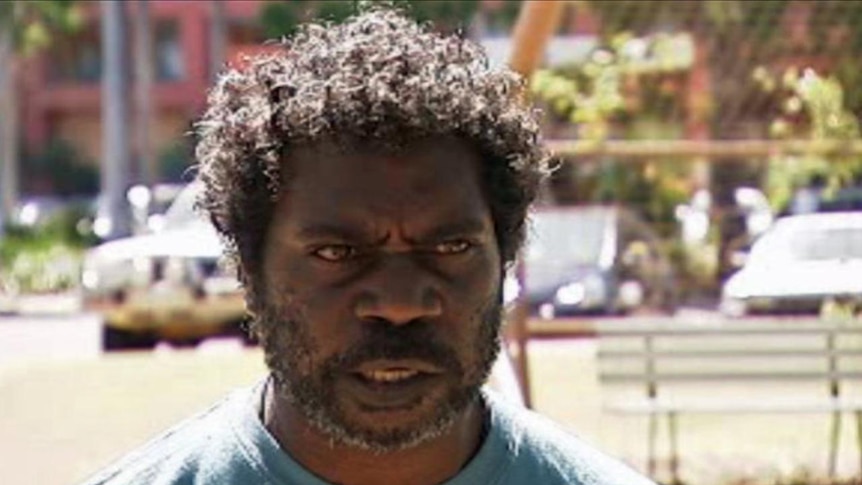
[595,319,862,482]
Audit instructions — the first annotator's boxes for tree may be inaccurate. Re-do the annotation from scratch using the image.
[582,0,797,280]
[535,1,862,281]
[757,67,862,211]
[258,0,479,38]
[21,139,98,196]
[530,31,695,234]
[0,1,81,235]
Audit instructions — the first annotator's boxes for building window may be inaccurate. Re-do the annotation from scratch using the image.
[47,25,102,84]
[155,20,184,81]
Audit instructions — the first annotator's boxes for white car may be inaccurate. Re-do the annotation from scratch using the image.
[720,211,862,316]
[81,181,246,349]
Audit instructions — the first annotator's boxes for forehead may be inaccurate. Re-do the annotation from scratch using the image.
[273,138,490,231]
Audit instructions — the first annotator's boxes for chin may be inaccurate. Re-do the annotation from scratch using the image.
[325,383,479,453]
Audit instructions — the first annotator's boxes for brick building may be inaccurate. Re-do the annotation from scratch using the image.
[20,0,265,183]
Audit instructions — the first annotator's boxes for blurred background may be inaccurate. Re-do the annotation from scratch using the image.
[1,1,861,485]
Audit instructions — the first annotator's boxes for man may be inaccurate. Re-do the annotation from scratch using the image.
[83,7,655,485]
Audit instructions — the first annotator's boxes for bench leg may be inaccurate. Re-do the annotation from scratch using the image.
[668,412,680,484]
[856,411,862,477]
[829,410,841,478]
[648,413,658,478]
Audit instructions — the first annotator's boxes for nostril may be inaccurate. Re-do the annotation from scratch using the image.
[359,316,421,327]
[354,291,443,326]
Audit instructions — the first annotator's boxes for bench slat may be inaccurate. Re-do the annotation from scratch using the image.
[601,371,862,382]
[605,399,862,414]
[598,349,862,359]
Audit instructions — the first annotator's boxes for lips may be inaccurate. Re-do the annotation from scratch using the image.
[343,359,445,409]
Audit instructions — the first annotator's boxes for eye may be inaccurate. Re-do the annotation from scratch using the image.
[433,240,472,255]
[313,245,358,262]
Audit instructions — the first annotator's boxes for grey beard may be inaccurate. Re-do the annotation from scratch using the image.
[276,375,479,454]
[255,296,503,453]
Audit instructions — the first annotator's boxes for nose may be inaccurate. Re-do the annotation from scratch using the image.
[354,253,443,326]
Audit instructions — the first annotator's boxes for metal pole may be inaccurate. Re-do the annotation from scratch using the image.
[505,0,566,408]
[209,0,226,82]
[100,0,132,238]
[0,6,18,236]
[507,1,565,80]
[134,0,155,187]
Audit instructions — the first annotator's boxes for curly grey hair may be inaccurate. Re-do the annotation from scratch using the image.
[195,7,549,301]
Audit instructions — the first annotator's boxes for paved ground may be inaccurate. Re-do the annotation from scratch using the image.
[0,313,858,485]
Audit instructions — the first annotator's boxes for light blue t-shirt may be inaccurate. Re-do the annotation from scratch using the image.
[81,382,655,485]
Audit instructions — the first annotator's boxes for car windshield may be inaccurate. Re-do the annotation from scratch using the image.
[525,209,609,266]
[162,182,205,231]
[790,227,862,260]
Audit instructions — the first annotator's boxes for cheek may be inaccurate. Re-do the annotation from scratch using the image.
[271,284,362,356]
[448,254,501,308]
[447,279,501,345]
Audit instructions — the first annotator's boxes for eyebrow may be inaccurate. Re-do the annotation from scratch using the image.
[293,218,491,244]
[294,223,379,242]
[412,218,491,243]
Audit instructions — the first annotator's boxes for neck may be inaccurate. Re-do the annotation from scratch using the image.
[262,379,487,485]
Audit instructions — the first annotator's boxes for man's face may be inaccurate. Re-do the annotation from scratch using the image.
[257,137,503,452]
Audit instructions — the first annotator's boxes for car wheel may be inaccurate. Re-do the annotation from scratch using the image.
[102,324,157,351]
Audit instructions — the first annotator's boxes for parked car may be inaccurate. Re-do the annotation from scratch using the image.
[675,186,774,246]
[785,184,862,216]
[514,205,677,318]
[720,211,862,316]
[81,181,247,349]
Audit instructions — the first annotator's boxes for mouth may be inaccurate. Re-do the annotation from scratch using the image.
[358,368,423,383]
[343,360,445,409]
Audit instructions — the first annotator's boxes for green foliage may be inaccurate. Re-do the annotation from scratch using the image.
[810,1,862,54]
[531,32,691,140]
[756,67,862,210]
[21,138,98,196]
[159,139,196,184]
[481,0,522,35]
[530,48,623,140]
[0,209,91,294]
[530,34,691,233]
[398,0,479,29]
[317,0,355,23]
[587,0,788,41]
[0,0,82,56]
[0,239,83,294]
[4,139,99,278]
[259,1,305,38]
[258,0,479,38]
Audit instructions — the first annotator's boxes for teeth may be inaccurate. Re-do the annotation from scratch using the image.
[363,369,419,383]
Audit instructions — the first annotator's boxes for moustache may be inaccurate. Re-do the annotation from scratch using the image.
[324,319,463,376]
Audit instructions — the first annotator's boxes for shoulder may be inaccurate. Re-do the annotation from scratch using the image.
[79,387,267,485]
[486,392,655,485]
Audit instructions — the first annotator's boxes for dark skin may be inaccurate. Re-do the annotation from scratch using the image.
[260,137,503,485]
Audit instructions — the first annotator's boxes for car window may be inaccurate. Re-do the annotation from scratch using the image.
[162,182,205,231]
[526,210,609,266]
[819,190,862,212]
